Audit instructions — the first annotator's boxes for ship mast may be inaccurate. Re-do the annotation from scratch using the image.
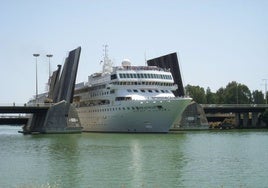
[102,45,113,74]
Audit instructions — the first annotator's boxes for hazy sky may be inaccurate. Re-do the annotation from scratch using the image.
[0,0,267,103]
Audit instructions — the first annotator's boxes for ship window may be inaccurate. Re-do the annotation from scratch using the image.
[141,89,145,92]
[127,89,132,92]
[144,74,148,78]
[148,90,152,93]
[137,74,141,78]
[133,74,137,78]
[130,74,133,78]
[155,90,159,93]
[119,73,123,78]
[123,107,125,110]
[133,89,138,92]
[127,107,130,110]
[161,90,165,93]
[126,73,130,78]
[111,74,117,80]
[123,74,126,78]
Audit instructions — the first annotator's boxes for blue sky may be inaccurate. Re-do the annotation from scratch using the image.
[0,0,267,103]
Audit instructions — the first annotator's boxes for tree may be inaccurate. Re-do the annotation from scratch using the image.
[219,81,252,104]
[224,81,239,104]
[206,87,217,104]
[215,87,225,104]
[252,90,265,104]
[185,84,207,104]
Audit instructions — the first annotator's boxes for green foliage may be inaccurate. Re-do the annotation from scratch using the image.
[206,87,217,104]
[185,84,206,104]
[185,81,266,104]
[252,90,265,104]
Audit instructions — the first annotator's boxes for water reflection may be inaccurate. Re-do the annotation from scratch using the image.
[46,134,82,187]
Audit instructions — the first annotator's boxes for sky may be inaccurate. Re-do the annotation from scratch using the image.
[0,0,267,103]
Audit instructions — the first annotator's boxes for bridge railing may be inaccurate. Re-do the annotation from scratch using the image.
[201,104,268,108]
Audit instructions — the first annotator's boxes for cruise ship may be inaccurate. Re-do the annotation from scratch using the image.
[73,47,192,133]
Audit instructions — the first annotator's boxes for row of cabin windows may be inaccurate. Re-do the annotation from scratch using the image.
[112,81,173,86]
[88,106,166,113]
[89,88,170,98]
[90,91,110,97]
[118,73,172,80]
[127,89,170,93]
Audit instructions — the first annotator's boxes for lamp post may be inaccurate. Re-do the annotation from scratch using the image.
[33,54,40,103]
[46,54,53,77]
[236,82,239,104]
[263,79,268,104]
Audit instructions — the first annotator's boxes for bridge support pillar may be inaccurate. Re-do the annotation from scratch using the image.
[242,113,249,128]
[252,112,258,128]
[235,113,240,128]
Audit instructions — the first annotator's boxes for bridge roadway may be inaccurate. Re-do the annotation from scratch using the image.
[0,104,51,114]
[0,104,52,125]
[201,104,268,113]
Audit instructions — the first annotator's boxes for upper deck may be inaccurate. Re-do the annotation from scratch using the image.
[112,65,170,72]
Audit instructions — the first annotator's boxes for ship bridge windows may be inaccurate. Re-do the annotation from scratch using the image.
[124,89,170,93]
[118,73,172,80]
[111,81,174,87]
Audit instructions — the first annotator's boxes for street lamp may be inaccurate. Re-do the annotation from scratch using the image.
[263,79,268,104]
[46,54,53,77]
[33,53,40,103]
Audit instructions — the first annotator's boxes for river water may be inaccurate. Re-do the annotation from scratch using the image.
[0,126,268,188]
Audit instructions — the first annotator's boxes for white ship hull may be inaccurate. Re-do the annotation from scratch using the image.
[77,98,191,133]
